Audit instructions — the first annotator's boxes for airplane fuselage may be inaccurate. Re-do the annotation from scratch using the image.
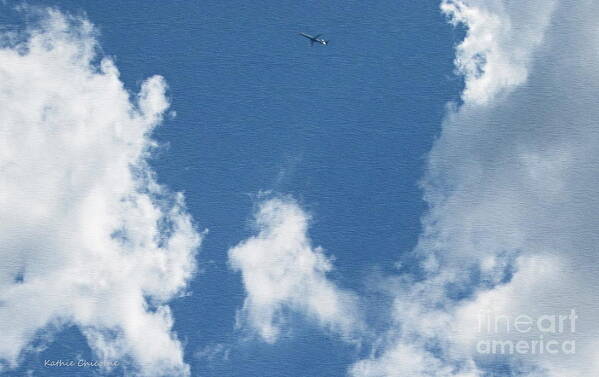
[300,33,328,46]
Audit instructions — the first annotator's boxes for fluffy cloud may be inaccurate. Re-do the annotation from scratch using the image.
[0,8,200,377]
[349,272,483,377]
[352,0,599,376]
[441,0,556,104]
[229,197,361,343]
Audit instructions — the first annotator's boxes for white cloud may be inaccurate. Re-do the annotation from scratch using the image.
[349,272,484,377]
[352,0,599,376]
[0,8,200,377]
[228,197,361,343]
[441,0,556,104]
[350,342,480,377]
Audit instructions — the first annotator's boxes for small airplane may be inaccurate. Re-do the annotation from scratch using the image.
[299,32,329,46]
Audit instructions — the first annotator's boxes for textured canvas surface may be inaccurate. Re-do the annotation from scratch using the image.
[0,1,595,376]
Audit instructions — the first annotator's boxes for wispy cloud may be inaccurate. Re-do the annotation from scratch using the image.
[0,8,200,377]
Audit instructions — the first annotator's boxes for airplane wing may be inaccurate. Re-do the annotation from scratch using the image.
[313,34,322,40]
[300,33,313,39]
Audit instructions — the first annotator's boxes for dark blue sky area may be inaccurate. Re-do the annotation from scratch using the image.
[3,1,463,376]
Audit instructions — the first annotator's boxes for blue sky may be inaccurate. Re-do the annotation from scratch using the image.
[1,1,598,377]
